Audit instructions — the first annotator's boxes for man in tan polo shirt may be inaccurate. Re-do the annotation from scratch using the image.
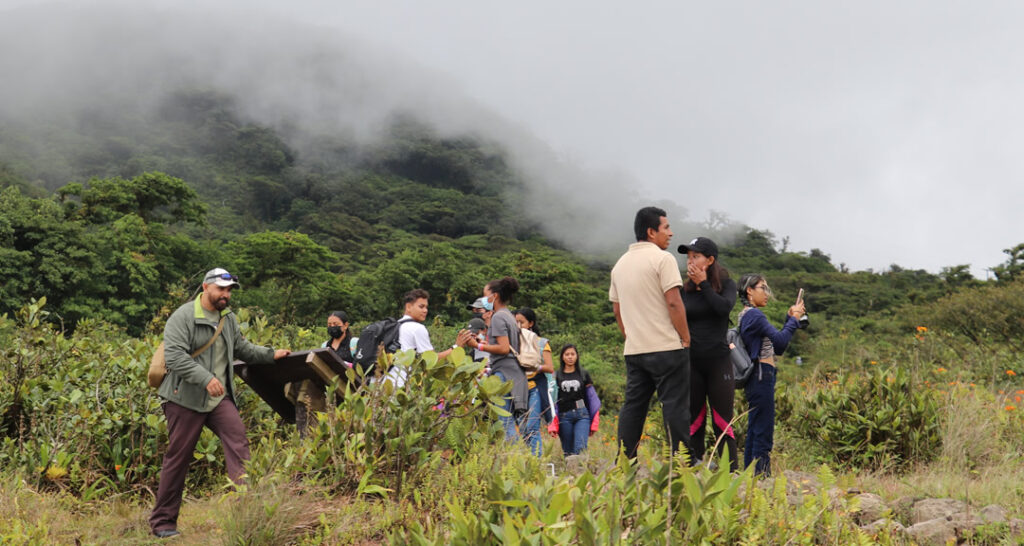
[610,206,692,459]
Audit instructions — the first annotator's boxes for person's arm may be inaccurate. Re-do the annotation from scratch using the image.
[746,310,799,354]
[479,335,510,355]
[612,302,626,339]
[664,288,691,347]
[464,332,511,355]
[698,278,737,317]
[540,343,554,374]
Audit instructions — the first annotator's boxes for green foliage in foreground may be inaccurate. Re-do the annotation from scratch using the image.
[401,457,886,545]
[787,366,942,471]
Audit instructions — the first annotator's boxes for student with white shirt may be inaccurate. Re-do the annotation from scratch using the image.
[385,289,454,387]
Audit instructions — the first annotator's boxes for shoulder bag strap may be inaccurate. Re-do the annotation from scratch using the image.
[191,315,227,359]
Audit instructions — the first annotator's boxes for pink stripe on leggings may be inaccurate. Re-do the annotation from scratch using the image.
[690,406,707,436]
[712,409,735,439]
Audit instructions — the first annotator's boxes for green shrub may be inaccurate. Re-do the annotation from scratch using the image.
[789,366,942,470]
[400,451,878,545]
[261,348,508,498]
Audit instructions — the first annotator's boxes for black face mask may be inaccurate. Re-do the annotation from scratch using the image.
[327,326,344,339]
[472,312,483,320]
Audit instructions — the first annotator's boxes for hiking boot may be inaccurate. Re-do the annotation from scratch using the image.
[154,528,180,539]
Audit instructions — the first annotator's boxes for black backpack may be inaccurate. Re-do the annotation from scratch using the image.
[352,317,413,376]
[728,308,756,389]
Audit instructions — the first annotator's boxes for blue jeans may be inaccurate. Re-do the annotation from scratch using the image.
[523,387,543,456]
[744,362,776,476]
[558,407,591,455]
[494,371,521,443]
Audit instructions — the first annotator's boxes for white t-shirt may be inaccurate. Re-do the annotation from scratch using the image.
[384,316,433,388]
[397,316,433,353]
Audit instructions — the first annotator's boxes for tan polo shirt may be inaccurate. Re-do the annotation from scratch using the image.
[609,241,685,355]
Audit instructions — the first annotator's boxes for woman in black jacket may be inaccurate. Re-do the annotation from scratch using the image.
[678,237,738,470]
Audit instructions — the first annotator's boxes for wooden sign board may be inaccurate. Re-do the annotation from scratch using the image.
[233,348,351,423]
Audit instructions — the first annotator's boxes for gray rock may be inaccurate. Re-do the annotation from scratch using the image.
[779,470,820,505]
[782,470,820,493]
[1010,518,1024,536]
[912,498,968,524]
[979,504,1008,524]
[906,518,957,546]
[860,518,906,536]
[853,493,889,524]
[564,454,588,475]
[947,510,985,530]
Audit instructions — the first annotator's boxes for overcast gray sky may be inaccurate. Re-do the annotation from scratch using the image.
[4,0,1022,276]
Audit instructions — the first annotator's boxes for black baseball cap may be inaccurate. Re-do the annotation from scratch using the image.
[466,318,486,334]
[677,237,718,258]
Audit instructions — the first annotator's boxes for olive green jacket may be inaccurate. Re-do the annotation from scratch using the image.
[158,295,276,412]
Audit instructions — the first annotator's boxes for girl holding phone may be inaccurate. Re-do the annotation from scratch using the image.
[737,274,805,476]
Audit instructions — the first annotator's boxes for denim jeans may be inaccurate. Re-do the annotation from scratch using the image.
[558,407,591,455]
[523,387,543,456]
[617,348,691,460]
[494,370,521,443]
[744,362,776,476]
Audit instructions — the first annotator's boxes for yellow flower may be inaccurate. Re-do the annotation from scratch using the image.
[45,466,68,481]
[869,360,878,365]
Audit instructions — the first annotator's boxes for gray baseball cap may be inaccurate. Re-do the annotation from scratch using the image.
[203,268,240,288]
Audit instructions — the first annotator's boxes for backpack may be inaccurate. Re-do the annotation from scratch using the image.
[147,314,226,388]
[728,308,755,389]
[511,327,542,373]
[352,317,413,375]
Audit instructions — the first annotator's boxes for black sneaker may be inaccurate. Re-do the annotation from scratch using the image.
[154,528,181,539]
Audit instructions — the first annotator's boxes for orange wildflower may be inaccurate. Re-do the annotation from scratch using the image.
[115,465,122,471]
[1007,370,1018,377]
[936,367,947,373]
[1006,405,1017,411]
[1016,396,1022,403]
[916,326,928,332]
[870,361,878,365]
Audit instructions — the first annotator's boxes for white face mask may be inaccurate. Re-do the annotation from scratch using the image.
[483,296,494,311]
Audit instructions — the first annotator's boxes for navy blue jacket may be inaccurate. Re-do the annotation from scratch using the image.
[738,307,799,363]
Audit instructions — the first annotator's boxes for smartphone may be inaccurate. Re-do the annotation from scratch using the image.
[796,288,804,305]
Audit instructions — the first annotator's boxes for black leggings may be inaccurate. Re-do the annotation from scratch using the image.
[689,352,738,471]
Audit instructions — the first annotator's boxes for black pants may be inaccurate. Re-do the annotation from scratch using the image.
[617,348,691,460]
[689,352,738,471]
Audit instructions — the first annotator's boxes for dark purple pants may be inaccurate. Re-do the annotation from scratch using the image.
[149,399,250,533]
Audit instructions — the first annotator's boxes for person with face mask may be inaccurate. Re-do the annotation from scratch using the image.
[289,310,356,435]
[323,310,353,363]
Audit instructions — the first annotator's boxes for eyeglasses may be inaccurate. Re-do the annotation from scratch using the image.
[754,284,772,296]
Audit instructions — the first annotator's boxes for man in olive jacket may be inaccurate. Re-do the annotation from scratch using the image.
[149,268,290,539]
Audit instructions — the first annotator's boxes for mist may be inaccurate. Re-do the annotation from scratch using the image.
[5,2,1019,276]
[0,2,686,260]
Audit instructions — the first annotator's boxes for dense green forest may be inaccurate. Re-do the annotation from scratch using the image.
[5,87,1018,339]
